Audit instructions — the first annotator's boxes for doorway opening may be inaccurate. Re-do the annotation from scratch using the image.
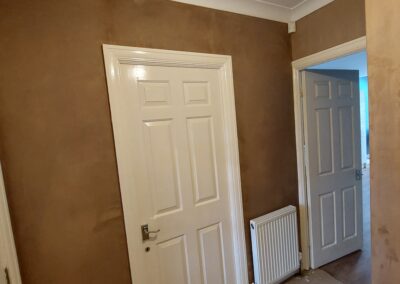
[292,37,371,284]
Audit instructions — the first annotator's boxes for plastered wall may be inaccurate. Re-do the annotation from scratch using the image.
[0,0,297,283]
[366,0,400,282]
[291,0,366,60]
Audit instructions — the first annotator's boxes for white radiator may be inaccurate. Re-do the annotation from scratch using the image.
[250,205,300,284]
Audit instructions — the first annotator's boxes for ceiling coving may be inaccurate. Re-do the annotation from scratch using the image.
[171,0,335,23]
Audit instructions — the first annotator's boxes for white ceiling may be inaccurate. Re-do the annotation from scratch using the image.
[172,0,335,23]
[309,51,368,77]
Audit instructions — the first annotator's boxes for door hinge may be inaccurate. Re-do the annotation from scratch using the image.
[4,267,10,284]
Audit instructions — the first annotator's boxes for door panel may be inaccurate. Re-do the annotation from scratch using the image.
[143,119,182,216]
[320,192,336,248]
[302,70,362,268]
[139,81,171,107]
[184,82,210,105]
[187,117,219,204]
[316,108,334,175]
[338,106,355,170]
[158,235,190,284]
[198,223,226,284]
[113,63,235,284]
[342,186,357,240]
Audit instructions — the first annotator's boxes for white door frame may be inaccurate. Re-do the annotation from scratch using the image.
[292,36,367,270]
[0,162,22,284]
[102,45,249,284]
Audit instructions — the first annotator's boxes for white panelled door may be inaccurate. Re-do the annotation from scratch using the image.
[104,47,247,284]
[302,70,363,268]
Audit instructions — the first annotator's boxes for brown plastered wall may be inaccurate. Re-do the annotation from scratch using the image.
[0,0,298,283]
[291,0,366,60]
[366,0,400,282]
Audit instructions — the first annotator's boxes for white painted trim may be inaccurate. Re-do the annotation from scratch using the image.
[102,45,249,284]
[172,0,291,22]
[291,36,367,270]
[171,0,334,23]
[288,21,296,33]
[292,37,367,70]
[0,163,22,284]
[291,0,334,21]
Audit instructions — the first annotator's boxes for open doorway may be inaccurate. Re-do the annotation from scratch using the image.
[306,51,370,284]
[292,38,371,284]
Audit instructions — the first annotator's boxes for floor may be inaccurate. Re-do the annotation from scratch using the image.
[285,269,343,284]
[320,167,371,284]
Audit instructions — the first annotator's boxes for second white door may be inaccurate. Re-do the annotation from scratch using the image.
[302,70,363,268]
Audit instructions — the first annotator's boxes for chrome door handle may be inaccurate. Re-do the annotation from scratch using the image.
[355,169,363,181]
[141,224,160,241]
